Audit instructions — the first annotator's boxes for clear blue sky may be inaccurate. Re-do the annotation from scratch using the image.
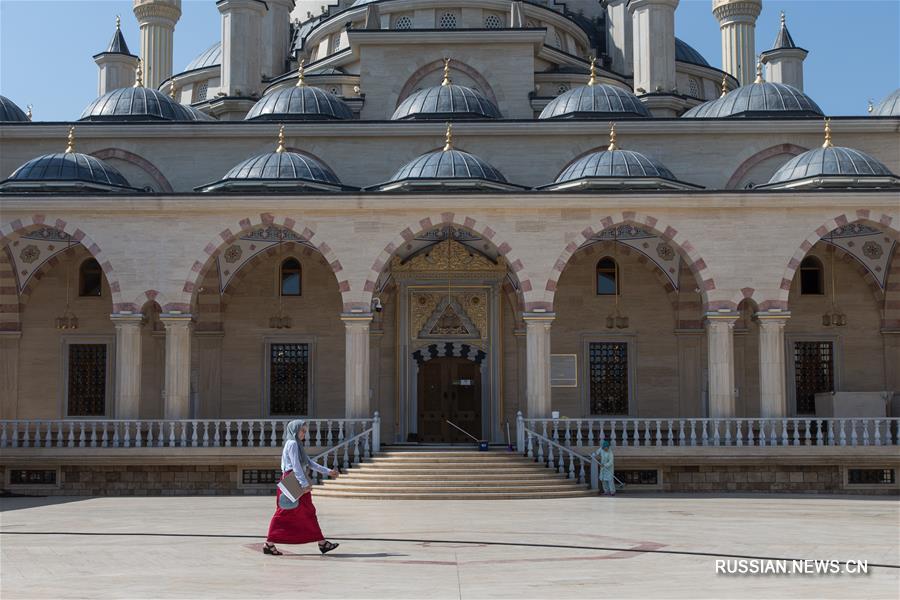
[0,0,897,121]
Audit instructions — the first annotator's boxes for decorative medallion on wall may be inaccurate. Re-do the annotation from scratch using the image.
[8,228,78,292]
[585,225,683,288]
[216,226,316,292]
[822,224,895,288]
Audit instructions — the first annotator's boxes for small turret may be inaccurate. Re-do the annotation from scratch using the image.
[93,15,139,95]
[760,11,808,91]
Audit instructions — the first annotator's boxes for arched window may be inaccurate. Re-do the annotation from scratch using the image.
[438,12,457,29]
[596,257,618,296]
[484,14,502,29]
[79,258,103,297]
[799,256,824,295]
[394,15,412,29]
[280,258,302,296]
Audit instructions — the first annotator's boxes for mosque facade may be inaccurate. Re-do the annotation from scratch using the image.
[0,0,899,479]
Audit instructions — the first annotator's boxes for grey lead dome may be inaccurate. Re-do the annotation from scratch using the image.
[1,152,133,192]
[0,95,29,122]
[540,84,650,119]
[871,89,900,117]
[80,87,209,121]
[245,86,353,121]
[766,146,897,185]
[197,150,346,192]
[682,81,822,118]
[556,149,677,181]
[390,149,507,183]
[392,84,501,120]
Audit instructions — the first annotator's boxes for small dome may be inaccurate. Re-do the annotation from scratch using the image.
[764,146,898,189]
[351,0,378,5]
[245,85,353,121]
[540,84,650,119]
[0,95,29,122]
[675,38,710,66]
[199,151,343,192]
[185,42,221,71]
[557,149,677,182]
[80,87,200,121]
[871,89,900,117]
[392,84,501,120]
[1,152,133,193]
[682,79,822,118]
[391,148,507,183]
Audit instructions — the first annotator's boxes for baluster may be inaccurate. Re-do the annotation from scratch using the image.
[678,420,685,446]
[564,421,570,445]
[701,420,709,446]
[98,421,107,447]
[849,419,857,447]
[0,422,6,448]
[804,419,812,446]
[791,419,799,446]
[542,421,548,440]
[576,420,583,446]
[587,421,594,446]
[735,420,743,447]
[598,420,606,443]
[265,420,273,447]
[547,442,555,469]
[611,423,619,447]
[712,420,720,447]
[654,420,662,447]
[537,437,544,463]
[180,422,188,447]
[323,421,330,446]
[557,446,564,474]
[224,421,232,447]
[725,420,732,446]
[203,421,210,447]
[526,432,534,458]
[46,423,54,448]
[315,421,322,447]
[342,443,350,470]
[148,422,157,447]
[862,420,870,446]
[634,421,641,447]
[689,420,697,447]
[578,458,586,484]
[211,421,220,447]
[88,422,96,447]
[122,421,131,447]
[22,421,30,448]
[167,422,175,447]
[33,422,42,448]
[874,420,882,446]
[826,420,834,446]
[353,437,361,465]
[236,420,244,447]
[568,452,575,479]
[758,420,766,447]
[112,421,120,448]
[552,419,559,442]
[11,421,19,448]
[363,431,370,460]
[781,419,788,446]
[57,422,64,448]
[338,421,345,444]
[815,419,824,446]
[667,420,674,447]
[839,420,847,446]
[134,422,142,447]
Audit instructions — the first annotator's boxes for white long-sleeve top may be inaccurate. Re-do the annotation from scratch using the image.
[281,439,331,487]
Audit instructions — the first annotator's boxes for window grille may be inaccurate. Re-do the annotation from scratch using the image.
[394,16,412,29]
[195,81,208,102]
[847,469,895,485]
[484,14,502,29]
[589,342,629,415]
[793,341,834,415]
[9,469,57,485]
[269,343,310,415]
[242,469,281,485]
[67,344,107,416]
[438,12,457,29]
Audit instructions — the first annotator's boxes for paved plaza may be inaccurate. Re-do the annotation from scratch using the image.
[1,493,898,599]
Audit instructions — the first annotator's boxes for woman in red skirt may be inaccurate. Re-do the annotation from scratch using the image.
[264,419,340,555]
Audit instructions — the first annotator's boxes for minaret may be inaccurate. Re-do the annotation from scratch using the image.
[217,0,267,98]
[629,0,679,114]
[760,11,808,90]
[261,0,295,79]
[132,0,182,90]
[712,0,762,86]
[93,16,139,95]
[605,0,633,76]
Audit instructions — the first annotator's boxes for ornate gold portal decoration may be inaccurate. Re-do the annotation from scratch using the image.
[391,239,504,276]
[411,289,488,340]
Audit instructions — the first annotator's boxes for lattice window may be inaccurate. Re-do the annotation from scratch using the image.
[394,15,412,29]
[589,342,629,415]
[555,32,563,49]
[793,341,834,415]
[330,86,341,96]
[484,14,502,29]
[9,469,57,485]
[269,342,309,415]
[194,81,208,102]
[688,77,701,98]
[848,468,895,485]
[615,470,658,485]
[67,344,107,416]
[330,34,342,54]
[557,83,570,95]
[79,258,102,297]
[242,469,281,485]
[438,12,457,29]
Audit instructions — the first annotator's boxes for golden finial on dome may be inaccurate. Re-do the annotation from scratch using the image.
[607,122,618,151]
[276,125,286,153]
[754,58,764,84]
[295,59,306,87]
[867,99,874,113]
[169,80,176,100]
[26,104,33,121]
[822,118,833,148]
[443,122,453,151]
[64,126,76,154]
[441,58,452,86]
[134,58,144,88]
[116,15,121,30]
[720,73,728,97]
[588,56,597,87]
[780,10,786,26]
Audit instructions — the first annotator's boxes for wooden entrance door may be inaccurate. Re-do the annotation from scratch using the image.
[417,357,482,443]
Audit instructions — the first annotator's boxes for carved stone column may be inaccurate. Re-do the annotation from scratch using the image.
[161,313,192,419]
[524,312,555,418]
[343,313,373,419]
[757,311,790,418]
[706,312,739,418]
[112,313,143,419]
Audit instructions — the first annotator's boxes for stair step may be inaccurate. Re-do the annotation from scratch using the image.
[324,481,585,490]
[313,490,595,500]
[342,474,570,482]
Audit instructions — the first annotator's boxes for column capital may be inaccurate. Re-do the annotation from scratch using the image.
[216,0,268,15]
[755,310,791,325]
[522,311,556,323]
[110,313,144,326]
[159,313,194,327]
[704,310,740,324]
[629,0,679,13]
[341,312,374,323]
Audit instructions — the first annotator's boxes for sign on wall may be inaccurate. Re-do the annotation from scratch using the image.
[550,354,578,388]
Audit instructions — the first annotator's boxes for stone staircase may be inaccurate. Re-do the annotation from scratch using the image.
[314,446,595,499]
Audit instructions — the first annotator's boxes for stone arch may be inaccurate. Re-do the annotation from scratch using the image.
[724,143,807,190]
[219,241,326,303]
[175,213,348,313]
[90,148,174,193]
[360,213,531,313]
[395,58,500,107]
[412,342,487,365]
[0,214,127,311]
[543,211,719,313]
[0,246,19,331]
[765,210,899,312]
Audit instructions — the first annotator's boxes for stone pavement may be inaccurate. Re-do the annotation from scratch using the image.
[1,493,897,599]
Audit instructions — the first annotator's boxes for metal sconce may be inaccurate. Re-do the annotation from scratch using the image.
[605,227,629,329]
[821,233,846,327]
[269,227,292,329]
[55,236,79,330]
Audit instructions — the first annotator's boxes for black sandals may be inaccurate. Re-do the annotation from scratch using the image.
[318,541,339,555]
[263,543,283,556]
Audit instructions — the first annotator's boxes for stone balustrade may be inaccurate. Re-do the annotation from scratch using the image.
[0,417,376,450]
[516,413,900,449]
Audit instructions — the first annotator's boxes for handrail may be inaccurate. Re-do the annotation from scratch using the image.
[445,420,480,443]
[0,416,378,450]
[520,420,591,489]
[517,414,899,448]
[311,413,381,484]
